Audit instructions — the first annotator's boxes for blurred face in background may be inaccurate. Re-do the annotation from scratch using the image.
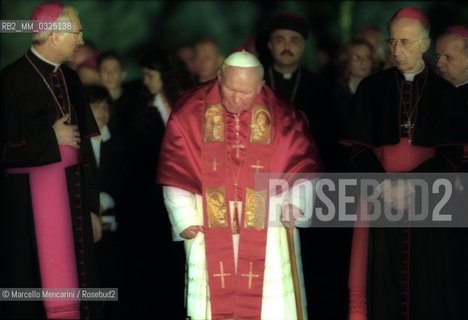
[359,27,385,60]
[99,58,126,91]
[77,64,101,86]
[436,33,468,86]
[90,100,110,131]
[69,44,95,70]
[177,45,196,74]
[348,44,373,80]
[142,67,163,95]
[194,41,223,82]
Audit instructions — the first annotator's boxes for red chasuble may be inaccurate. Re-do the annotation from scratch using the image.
[157,78,322,319]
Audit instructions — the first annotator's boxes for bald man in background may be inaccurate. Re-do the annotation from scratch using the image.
[193,37,224,83]
[436,25,468,172]
[436,25,468,97]
[436,28,468,305]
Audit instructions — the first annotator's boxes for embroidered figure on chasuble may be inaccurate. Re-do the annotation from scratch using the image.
[204,103,224,142]
[206,187,228,228]
[245,188,267,230]
[251,105,272,144]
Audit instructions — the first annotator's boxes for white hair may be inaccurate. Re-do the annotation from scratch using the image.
[31,5,78,45]
[220,62,264,81]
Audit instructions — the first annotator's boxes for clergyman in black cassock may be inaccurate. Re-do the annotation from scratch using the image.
[0,3,102,319]
[342,7,468,320]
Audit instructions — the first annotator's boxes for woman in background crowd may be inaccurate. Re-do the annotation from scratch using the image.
[119,48,194,319]
[333,39,376,129]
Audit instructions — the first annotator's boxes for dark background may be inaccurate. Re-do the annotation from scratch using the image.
[1,0,467,80]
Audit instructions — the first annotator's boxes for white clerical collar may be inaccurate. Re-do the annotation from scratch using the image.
[100,125,111,142]
[348,82,357,94]
[282,72,293,80]
[152,93,170,126]
[403,60,425,82]
[31,46,61,72]
[92,125,111,143]
[455,79,468,88]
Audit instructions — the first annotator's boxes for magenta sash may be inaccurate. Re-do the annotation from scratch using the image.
[6,146,81,319]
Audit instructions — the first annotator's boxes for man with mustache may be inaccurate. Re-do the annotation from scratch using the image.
[266,13,336,173]
[266,13,316,123]
[266,12,349,320]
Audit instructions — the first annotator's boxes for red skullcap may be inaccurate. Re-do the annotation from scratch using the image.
[30,2,64,21]
[393,6,430,25]
[445,25,468,38]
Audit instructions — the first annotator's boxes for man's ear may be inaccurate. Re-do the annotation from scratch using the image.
[121,70,127,81]
[420,37,431,54]
[49,31,61,46]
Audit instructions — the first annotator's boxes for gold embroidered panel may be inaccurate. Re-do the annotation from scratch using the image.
[206,186,228,228]
[244,187,267,230]
[250,104,271,144]
[204,103,224,142]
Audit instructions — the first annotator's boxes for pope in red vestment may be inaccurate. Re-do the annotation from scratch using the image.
[156,50,322,320]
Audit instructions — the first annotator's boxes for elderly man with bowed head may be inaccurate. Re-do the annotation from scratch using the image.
[156,50,323,320]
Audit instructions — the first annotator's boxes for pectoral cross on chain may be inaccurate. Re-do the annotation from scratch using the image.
[232,140,245,159]
[401,118,414,144]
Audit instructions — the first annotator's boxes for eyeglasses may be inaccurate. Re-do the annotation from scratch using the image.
[386,38,426,49]
[66,30,83,38]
